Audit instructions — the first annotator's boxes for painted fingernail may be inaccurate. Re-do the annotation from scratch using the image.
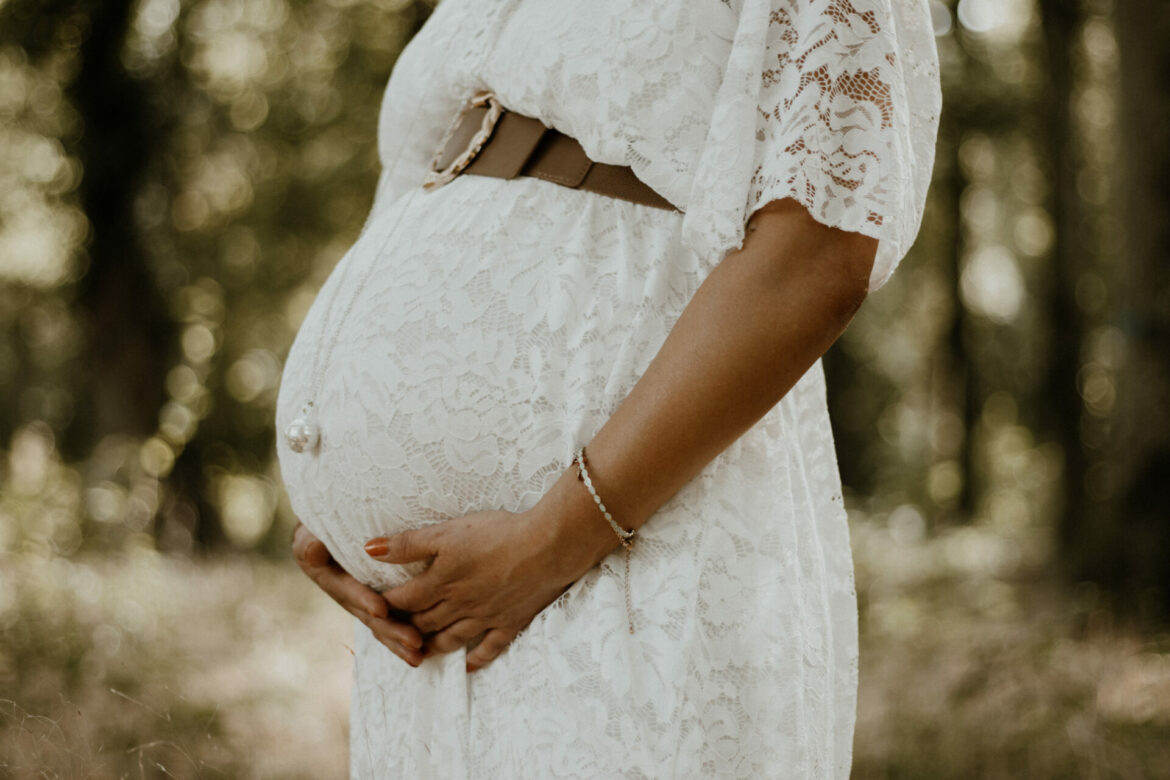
[365,538,388,556]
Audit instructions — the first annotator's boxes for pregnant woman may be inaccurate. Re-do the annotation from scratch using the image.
[276,0,940,776]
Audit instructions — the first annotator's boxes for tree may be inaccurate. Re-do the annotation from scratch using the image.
[1037,0,1093,590]
[1103,0,1170,613]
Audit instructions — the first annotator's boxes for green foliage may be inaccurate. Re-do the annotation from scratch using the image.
[0,0,432,554]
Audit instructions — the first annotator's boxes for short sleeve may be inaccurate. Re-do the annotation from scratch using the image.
[679,0,942,291]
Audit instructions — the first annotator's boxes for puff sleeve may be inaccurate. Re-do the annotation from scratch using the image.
[680,0,942,291]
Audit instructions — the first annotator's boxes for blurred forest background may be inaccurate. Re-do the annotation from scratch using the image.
[1,0,1168,776]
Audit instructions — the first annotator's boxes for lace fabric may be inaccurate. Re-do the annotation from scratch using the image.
[275,0,939,777]
[375,0,940,289]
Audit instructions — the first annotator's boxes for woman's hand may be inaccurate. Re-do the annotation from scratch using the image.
[365,467,618,672]
[292,521,426,667]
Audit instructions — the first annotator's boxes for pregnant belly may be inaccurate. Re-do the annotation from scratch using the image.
[276,299,583,591]
[274,177,695,589]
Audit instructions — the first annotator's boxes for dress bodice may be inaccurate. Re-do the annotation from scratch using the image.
[372,0,942,290]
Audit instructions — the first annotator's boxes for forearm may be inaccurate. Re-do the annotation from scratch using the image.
[536,199,877,568]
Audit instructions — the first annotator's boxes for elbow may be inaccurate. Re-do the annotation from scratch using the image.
[822,234,876,326]
[834,280,868,327]
[744,198,877,324]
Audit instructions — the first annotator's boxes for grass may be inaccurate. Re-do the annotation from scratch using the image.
[0,548,351,779]
[849,519,1170,779]
[1,520,1168,778]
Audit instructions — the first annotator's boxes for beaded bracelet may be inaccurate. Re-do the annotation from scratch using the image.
[574,447,635,549]
[574,446,636,634]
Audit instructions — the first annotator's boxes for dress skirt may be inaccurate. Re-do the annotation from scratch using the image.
[275,171,859,778]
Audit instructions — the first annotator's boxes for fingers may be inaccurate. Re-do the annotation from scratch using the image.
[309,555,389,620]
[289,521,425,668]
[291,525,387,619]
[379,614,424,652]
[292,523,335,570]
[409,599,459,634]
[423,618,487,656]
[365,527,438,565]
[465,627,519,673]
[382,575,444,614]
[366,616,426,667]
[302,537,333,568]
[308,564,426,666]
[291,521,317,564]
[340,571,390,621]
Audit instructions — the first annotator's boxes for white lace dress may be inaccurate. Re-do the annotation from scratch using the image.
[274,0,940,776]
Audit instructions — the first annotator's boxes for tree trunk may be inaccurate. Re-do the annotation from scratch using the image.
[1038,0,1094,589]
[939,112,976,521]
[63,0,175,459]
[1107,0,1170,614]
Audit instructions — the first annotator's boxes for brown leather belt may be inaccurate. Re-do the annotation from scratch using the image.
[422,91,679,212]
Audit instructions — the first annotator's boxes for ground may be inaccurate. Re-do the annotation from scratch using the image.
[2,519,1168,778]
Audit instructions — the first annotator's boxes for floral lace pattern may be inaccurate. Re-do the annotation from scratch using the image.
[275,0,939,777]
[375,0,940,290]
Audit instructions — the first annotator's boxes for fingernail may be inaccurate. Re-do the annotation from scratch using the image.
[365,538,388,557]
[385,641,417,666]
[395,632,420,651]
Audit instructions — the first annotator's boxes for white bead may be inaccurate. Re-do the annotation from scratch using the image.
[284,415,319,453]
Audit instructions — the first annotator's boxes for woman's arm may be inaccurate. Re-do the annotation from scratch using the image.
[367,197,877,668]
[546,196,875,547]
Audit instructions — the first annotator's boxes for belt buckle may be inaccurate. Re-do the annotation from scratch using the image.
[422,91,504,190]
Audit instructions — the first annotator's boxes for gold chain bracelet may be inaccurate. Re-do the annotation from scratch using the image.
[574,446,636,634]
